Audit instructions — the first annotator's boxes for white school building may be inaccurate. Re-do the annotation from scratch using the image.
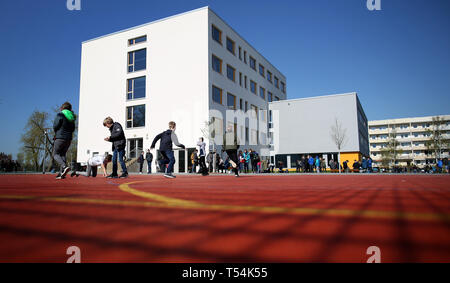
[77,7,287,172]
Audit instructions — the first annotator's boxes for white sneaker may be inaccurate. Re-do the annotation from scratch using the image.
[164,173,176,179]
[61,166,71,178]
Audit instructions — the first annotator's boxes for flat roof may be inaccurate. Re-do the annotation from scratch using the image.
[269,92,357,105]
[369,115,450,125]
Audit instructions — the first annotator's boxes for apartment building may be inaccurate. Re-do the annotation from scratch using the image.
[77,7,286,172]
[369,115,450,167]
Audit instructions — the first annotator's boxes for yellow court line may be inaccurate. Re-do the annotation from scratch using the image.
[0,182,449,222]
[118,181,450,222]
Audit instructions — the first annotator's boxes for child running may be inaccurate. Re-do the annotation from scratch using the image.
[53,102,76,179]
[150,121,185,179]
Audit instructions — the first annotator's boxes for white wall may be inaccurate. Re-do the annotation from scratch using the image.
[78,8,209,164]
[269,93,363,155]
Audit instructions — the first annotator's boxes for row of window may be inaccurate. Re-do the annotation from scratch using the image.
[212,54,281,102]
[210,117,264,145]
[212,85,268,122]
[211,25,286,93]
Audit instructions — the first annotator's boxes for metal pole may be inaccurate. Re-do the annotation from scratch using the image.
[42,130,48,174]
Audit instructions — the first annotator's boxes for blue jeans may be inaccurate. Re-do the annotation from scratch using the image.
[112,149,127,175]
[159,150,175,174]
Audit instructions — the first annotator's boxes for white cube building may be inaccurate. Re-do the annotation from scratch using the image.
[77,7,287,172]
[268,93,370,169]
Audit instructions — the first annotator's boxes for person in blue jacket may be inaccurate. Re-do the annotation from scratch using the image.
[308,155,314,172]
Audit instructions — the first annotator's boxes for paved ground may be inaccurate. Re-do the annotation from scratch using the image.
[0,174,449,262]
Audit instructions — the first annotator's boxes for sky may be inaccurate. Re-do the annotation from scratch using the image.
[0,0,449,158]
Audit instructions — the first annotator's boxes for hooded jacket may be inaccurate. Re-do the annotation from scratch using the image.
[53,110,76,140]
[151,129,185,151]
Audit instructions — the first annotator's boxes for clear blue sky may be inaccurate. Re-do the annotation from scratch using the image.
[0,0,449,158]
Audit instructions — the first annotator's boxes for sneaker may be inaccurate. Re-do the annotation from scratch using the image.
[164,173,176,179]
[119,173,128,178]
[61,166,71,178]
[106,174,119,179]
[56,175,65,180]
[139,172,143,175]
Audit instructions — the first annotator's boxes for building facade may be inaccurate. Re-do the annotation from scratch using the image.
[77,7,286,172]
[369,115,450,168]
[268,93,370,169]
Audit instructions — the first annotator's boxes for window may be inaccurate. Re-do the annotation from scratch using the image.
[212,25,222,44]
[126,105,145,128]
[212,85,222,104]
[239,99,243,110]
[239,47,242,60]
[227,65,236,82]
[250,80,257,94]
[245,101,248,112]
[244,51,247,64]
[245,127,249,143]
[244,76,248,89]
[127,76,146,100]
[281,82,286,93]
[212,55,222,73]
[274,76,279,88]
[227,93,236,109]
[251,105,258,119]
[128,49,146,72]
[226,37,235,55]
[268,92,273,102]
[128,35,147,46]
[239,72,242,86]
[259,87,265,100]
[259,64,265,77]
[267,71,273,83]
[249,56,256,70]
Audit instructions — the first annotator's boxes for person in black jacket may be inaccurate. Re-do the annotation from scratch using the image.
[53,102,76,179]
[145,149,153,174]
[138,151,145,174]
[150,121,185,179]
[103,117,128,178]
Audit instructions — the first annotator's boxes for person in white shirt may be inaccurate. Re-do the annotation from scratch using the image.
[72,154,112,178]
[197,137,208,176]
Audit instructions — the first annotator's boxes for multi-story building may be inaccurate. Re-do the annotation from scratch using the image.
[268,93,370,169]
[77,7,286,172]
[369,115,450,168]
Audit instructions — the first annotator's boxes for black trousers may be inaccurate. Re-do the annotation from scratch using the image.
[199,156,208,175]
[226,149,239,175]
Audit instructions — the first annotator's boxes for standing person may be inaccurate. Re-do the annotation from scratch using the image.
[150,121,185,179]
[137,151,145,174]
[315,156,320,173]
[190,149,198,174]
[223,125,240,177]
[238,150,244,173]
[437,159,443,173]
[103,117,128,178]
[308,155,314,173]
[362,157,368,173]
[215,152,221,173]
[145,149,153,174]
[343,160,349,173]
[244,150,250,173]
[368,157,373,173]
[197,137,208,176]
[53,102,76,180]
[72,154,112,178]
[206,151,214,173]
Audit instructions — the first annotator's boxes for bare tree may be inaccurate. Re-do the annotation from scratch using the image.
[330,118,348,173]
[21,111,50,171]
[426,116,449,164]
[380,130,403,171]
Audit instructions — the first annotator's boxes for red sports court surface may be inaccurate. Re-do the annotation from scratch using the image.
[0,174,449,263]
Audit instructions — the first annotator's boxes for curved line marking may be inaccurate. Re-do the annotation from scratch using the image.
[118,181,450,222]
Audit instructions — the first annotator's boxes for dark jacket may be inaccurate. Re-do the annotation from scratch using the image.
[146,152,153,162]
[108,122,126,151]
[151,129,185,151]
[53,112,75,140]
[138,154,145,164]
